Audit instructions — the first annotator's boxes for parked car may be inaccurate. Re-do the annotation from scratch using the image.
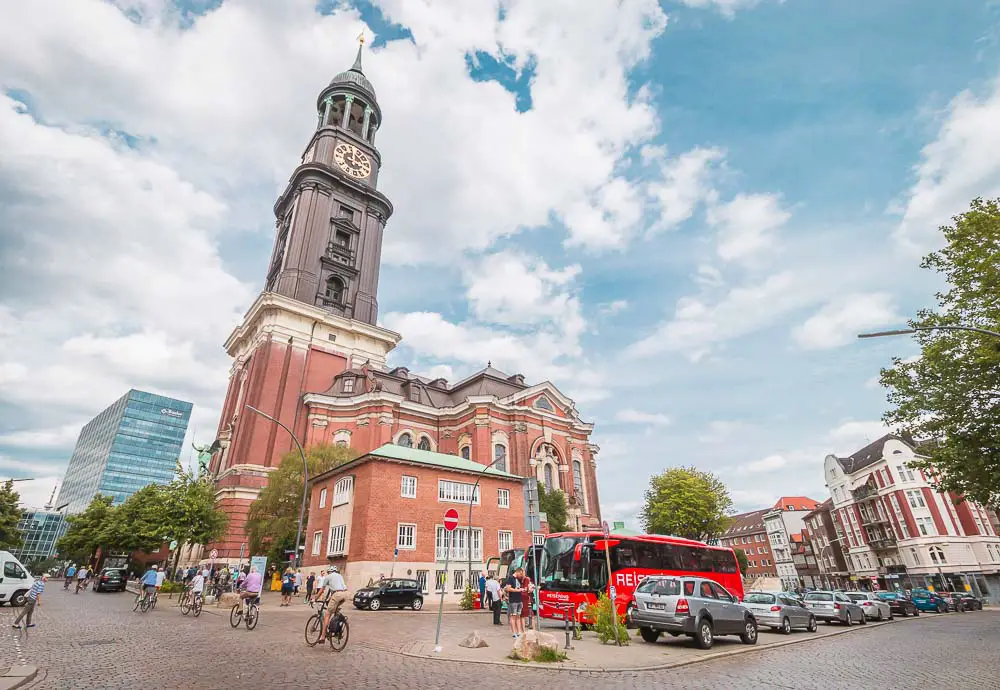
[910,589,949,613]
[802,590,867,625]
[741,591,817,634]
[92,568,128,593]
[352,578,423,611]
[0,551,34,607]
[631,575,758,650]
[843,591,893,621]
[942,591,983,611]
[876,591,920,617]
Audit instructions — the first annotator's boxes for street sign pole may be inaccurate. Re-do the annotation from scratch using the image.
[602,521,621,646]
[434,509,460,653]
[390,547,399,579]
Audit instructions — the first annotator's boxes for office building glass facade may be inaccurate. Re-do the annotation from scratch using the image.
[14,510,67,564]
[57,390,193,514]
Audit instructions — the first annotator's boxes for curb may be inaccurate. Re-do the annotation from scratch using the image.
[378,611,954,673]
[0,665,38,689]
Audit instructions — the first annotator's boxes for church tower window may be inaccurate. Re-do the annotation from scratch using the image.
[325,276,345,304]
[493,444,507,473]
[417,436,431,451]
[544,463,553,489]
[397,433,413,448]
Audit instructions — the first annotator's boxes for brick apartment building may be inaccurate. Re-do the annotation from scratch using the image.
[718,510,776,579]
[303,443,536,599]
[824,434,1000,601]
[803,498,850,589]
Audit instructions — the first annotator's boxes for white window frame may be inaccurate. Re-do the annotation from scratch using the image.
[532,533,545,546]
[318,488,328,509]
[438,479,479,505]
[498,488,510,509]
[435,526,482,561]
[453,569,465,592]
[333,477,353,506]
[311,530,322,556]
[915,516,936,537]
[328,524,347,555]
[401,475,417,499]
[498,530,513,553]
[906,489,925,508]
[397,523,416,550]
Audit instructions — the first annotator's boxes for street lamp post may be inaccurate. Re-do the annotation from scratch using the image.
[244,405,309,570]
[467,457,504,594]
[858,325,1000,340]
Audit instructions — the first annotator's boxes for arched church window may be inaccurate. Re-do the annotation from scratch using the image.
[460,446,471,460]
[326,276,345,303]
[397,433,413,448]
[573,460,584,509]
[544,463,553,489]
[417,436,431,451]
[493,444,507,473]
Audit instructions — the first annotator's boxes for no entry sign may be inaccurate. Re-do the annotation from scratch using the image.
[443,508,460,531]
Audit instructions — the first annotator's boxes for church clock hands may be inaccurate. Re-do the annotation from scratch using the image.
[334,142,372,179]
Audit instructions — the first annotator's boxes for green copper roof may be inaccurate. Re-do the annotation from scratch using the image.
[367,443,521,480]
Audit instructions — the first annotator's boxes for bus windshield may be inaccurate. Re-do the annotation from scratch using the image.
[540,536,603,592]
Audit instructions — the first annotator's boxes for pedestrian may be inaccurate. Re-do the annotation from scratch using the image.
[305,572,315,603]
[504,567,526,640]
[280,568,294,606]
[13,575,46,629]
[485,575,503,626]
[75,565,88,594]
[520,573,535,630]
[155,565,166,592]
[478,572,487,610]
[64,563,76,590]
[294,569,303,597]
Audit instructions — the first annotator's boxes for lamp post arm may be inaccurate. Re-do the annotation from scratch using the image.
[858,325,1000,340]
[245,405,309,569]
[468,458,503,595]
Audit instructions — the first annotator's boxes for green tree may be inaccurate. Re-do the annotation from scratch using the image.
[538,482,569,533]
[640,467,733,541]
[880,197,1000,507]
[56,495,116,563]
[734,548,749,575]
[246,444,358,565]
[0,480,23,551]
[161,469,228,546]
[105,484,170,554]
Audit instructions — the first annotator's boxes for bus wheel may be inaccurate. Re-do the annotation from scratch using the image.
[639,627,660,643]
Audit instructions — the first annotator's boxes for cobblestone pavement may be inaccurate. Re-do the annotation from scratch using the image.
[2,589,998,689]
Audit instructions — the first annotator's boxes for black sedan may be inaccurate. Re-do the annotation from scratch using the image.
[944,592,984,611]
[92,568,128,592]
[876,591,919,616]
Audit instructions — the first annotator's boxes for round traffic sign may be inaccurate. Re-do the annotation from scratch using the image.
[444,508,460,531]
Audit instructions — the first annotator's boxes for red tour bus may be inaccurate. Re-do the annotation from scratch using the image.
[537,531,744,624]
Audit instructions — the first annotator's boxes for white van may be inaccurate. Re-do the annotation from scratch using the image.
[0,551,35,607]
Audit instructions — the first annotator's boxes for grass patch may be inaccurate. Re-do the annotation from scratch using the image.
[533,647,567,663]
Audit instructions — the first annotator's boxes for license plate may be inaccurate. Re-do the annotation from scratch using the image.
[646,602,665,610]
[551,612,563,619]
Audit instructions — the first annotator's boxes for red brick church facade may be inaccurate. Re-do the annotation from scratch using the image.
[203,43,601,564]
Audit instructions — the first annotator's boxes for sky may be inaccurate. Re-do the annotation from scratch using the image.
[2,1,1000,525]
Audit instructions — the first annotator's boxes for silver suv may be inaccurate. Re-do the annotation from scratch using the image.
[631,575,758,650]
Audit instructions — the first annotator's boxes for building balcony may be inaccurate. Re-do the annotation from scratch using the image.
[326,241,356,267]
[868,536,897,550]
[860,512,891,527]
[851,484,878,501]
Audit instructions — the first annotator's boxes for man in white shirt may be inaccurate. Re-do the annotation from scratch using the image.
[75,566,88,594]
[155,567,167,590]
[316,566,349,643]
[485,575,504,625]
[190,570,205,603]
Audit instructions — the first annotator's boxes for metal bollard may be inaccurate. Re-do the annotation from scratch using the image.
[564,603,574,650]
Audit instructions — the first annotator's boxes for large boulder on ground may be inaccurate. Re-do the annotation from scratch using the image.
[218,592,241,607]
[511,630,560,660]
[458,631,489,649]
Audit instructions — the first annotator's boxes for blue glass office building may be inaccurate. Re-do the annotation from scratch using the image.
[57,390,193,514]
[14,510,68,564]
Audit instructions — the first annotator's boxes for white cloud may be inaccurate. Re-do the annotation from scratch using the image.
[615,409,672,426]
[0,424,83,450]
[599,300,629,316]
[825,419,894,453]
[894,75,1000,252]
[647,147,725,235]
[707,193,791,263]
[736,454,788,474]
[698,420,754,444]
[674,0,777,19]
[792,293,899,350]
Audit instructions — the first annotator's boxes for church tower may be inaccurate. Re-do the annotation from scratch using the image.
[206,38,401,562]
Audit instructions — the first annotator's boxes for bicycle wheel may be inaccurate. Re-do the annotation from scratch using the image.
[140,596,150,613]
[133,594,143,612]
[304,613,323,646]
[150,594,157,610]
[193,598,203,617]
[329,616,349,652]
[245,604,259,631]
[230,604,243,628]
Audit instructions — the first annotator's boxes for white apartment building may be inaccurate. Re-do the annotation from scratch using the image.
[763,496,821,591]
[824,435,1000,602]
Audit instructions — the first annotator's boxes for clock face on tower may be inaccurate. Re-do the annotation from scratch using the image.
[333,142,372,179]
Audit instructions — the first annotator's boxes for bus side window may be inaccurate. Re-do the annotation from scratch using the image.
[660,544,682,570]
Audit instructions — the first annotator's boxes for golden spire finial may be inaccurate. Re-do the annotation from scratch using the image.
[357,32,365,46]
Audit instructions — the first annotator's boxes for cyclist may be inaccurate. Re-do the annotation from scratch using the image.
[240,566,264,611]
[316,565,348,644]
[139,565,159,606]
[189,568,206,608]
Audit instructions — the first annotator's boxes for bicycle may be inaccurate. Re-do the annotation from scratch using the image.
[133,588,155,613]
[180,589,204,617]
[230,593,260,630]
[304,597,349,651]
